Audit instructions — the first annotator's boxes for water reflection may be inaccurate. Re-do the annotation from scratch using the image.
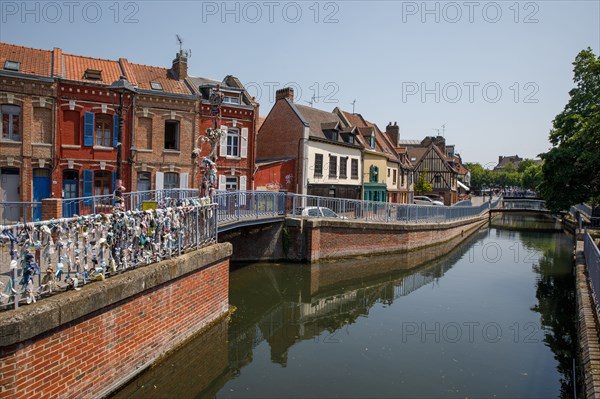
[112,220,578,399]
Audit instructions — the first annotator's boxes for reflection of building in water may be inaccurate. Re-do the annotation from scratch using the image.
[225,230,483,373]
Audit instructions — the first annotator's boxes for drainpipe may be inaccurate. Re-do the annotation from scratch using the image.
[129,94,136,191]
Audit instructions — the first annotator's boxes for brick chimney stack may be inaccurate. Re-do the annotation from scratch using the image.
[172,50,188,81]
[276,87,294,102]
[386,121,400,146]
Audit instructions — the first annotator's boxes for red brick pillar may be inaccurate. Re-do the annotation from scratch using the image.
[41,198,62,220]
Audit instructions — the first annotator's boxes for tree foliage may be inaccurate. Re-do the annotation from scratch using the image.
[521,163,543,191]
[414,169,433,194]
[539,48,600,212]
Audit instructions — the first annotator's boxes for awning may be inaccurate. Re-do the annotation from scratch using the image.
[457,180,470,191]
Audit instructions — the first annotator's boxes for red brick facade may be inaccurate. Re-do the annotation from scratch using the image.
[0,45,55,215]
[0,43,260,219]
[0,258,229,399]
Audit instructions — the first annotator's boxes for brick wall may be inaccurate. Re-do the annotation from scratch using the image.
[0,243,231,399]
[305,216,488,262]
[256,100,305,163]
[133,95,197,191]
[0,77,55,203]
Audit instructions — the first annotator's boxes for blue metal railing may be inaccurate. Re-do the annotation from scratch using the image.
[0,202,42,225]
[212,191,499,225]
[62,189,202,217]
[584,230,600,310]
[502,198,547,210]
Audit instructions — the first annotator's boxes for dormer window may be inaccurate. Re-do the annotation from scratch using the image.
[325,130,338,141]
[370,135,375,150]
[4,60,20,71]
[84,69,102,80]
[150,81,163,91]
[346,134,354,144]
[411,157,417,162]
[223,95,240,104]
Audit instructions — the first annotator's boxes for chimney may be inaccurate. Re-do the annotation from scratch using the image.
[386,121,400,146]
[172,50,188,80]
[276,87,294,102]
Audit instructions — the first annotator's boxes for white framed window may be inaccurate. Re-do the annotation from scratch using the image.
[1,104,21,141]
[226,128,240,157]
[223,96,240,104]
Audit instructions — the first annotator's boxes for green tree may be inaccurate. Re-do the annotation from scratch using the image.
[518,159,535,173]
[465,163,491,190]
[539,48,600,212]
[521,163,543,191]
[414,169,433,195]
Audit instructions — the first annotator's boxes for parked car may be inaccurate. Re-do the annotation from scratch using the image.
[300,206,348,219]
[413,196,444,206]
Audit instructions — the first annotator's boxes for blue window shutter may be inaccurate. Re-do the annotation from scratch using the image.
[112,171,117,192]
[113,114,119,148]
[83,112,94,147]
[83,170,93,205]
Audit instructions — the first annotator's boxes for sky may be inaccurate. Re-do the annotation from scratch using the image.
[1,0,598,167]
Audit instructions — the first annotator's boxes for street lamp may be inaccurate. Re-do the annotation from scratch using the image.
[109,75,137,209]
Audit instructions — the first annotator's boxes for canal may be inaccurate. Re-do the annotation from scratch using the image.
[112,217,578,398]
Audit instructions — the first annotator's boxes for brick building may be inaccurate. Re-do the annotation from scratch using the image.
[125,53,197,193]
[186,74,258,192]
[0,42,260,220]
[55,52,132,212]
[257,88,362,199]
[0,43,56,221]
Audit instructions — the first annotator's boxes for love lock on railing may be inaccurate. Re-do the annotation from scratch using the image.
[0,199,217,310]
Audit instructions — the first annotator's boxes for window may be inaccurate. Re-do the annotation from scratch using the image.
[223,96,240,104]
[164,172,179,189]
[434,175,441,183]
[94,171,112,196]
[351,159,359,179]
[150,82,163,91]
[340,157,348,178]
[401,171,405,186]
[1,105,21,141]
[226,128,240,157]
[314,154,323,177]
[4,60,19,71]
[329,155,337,178]
[95,115,112,147]
[369,165,379,183]
[165,120,180,150]
[346,134,355,144]
[393,169,397,185]
[84,69,102,80]
[370,135,375,150]
[137,172,151,191]
[387,168,391,177]
[225,176,238,190]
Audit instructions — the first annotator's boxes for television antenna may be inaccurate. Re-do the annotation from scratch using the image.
[176,34,192,58]
[351,99,357,114]
[304,95,324,107]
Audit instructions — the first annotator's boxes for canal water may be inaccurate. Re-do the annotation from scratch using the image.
[112,216,578,398]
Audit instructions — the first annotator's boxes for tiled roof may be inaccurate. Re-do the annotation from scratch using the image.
[0,42,52,77]
[63,53,123,85]
[342,111,368,128]
[294,104,348,143]
[407,147,428,163]
[128,62,192,95]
